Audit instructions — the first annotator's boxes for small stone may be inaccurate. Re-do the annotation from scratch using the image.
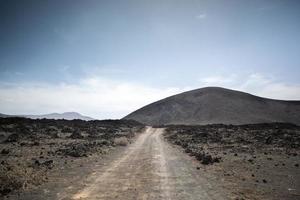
[1,149,9,155]
[262,179,267,183]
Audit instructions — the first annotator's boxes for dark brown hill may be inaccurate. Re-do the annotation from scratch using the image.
[123,87,300,125]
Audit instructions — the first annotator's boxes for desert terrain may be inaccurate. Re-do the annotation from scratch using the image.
[1,0,299,199]
[1,118,299,199]
[0,117,144,199]
[164,123,300,199]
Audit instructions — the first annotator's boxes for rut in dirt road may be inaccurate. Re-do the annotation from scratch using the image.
[69,127,227,200]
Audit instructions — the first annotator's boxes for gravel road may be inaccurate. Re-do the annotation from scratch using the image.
[67,127,228,200]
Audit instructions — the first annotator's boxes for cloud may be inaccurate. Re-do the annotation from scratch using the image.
[199,73,300,100]
[195,13,207,20]
[200,74,237,85]
[0,77,185,119]
[238,73,300,100]
[0,73,299,120]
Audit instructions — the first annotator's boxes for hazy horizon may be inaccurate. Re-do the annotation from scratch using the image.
[1,0,300,119]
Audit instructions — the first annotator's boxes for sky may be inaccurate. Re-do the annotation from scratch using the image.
[0,0,300,119]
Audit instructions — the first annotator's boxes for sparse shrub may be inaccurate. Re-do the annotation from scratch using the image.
[69,130,83,139]
[0,163,46,196]
[114,137,129,146]
[5,133,21,143]
[61,126,72,133]
[58,143,88,157]
[0,117,145,196]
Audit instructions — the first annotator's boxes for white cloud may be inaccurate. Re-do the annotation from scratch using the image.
[199,73,300,100]
[238,74,300,100]
[0,77,185,119]
[196,13,207,20]
[200,74,237,86]
[0,73,299,120]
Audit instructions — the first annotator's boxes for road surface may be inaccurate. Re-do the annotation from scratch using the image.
[66,127,227,200]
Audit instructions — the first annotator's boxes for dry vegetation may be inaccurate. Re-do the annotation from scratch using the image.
[0,117,144,197]
[114,137,129,146]
[164,123,300,200]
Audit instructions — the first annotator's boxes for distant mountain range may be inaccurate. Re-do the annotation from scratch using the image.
[124,87,300,126]
[0,112,94,121]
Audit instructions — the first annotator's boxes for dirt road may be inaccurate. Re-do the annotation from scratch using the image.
[57,127,227,200]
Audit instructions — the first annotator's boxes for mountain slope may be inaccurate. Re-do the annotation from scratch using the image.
[123,87,300,125]
[0,112,94,121]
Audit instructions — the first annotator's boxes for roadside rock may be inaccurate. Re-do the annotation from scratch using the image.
[1,149,9,155]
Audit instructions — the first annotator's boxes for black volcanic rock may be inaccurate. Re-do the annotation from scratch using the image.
[123,87,300,125]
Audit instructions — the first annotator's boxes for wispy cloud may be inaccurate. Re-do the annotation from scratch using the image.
[200,74,237,85]
[195,13,207,20]
[0,73,299,119]
[199,73,300,100]
[238,73,300,100]
[0,77,185,119]
[257,4,276,12]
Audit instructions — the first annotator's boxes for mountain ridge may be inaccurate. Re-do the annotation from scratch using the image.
[0,112,94,121]
[123,87,300,125]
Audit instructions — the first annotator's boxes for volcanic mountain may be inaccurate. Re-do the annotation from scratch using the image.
[0,112,94,121]
[123,87,300,125]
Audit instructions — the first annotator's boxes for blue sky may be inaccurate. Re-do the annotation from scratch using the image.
[0,0,300,119]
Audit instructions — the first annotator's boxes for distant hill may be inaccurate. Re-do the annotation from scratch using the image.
[123,87,300,125]
[0,113,10,118]
[0,112,94,121]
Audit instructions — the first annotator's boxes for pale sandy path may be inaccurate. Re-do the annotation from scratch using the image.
[61,127,228,200]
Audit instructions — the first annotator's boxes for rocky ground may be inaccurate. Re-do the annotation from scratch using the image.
[164,123,300,200]
[0,117,144,198]
[2,118,299,200]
